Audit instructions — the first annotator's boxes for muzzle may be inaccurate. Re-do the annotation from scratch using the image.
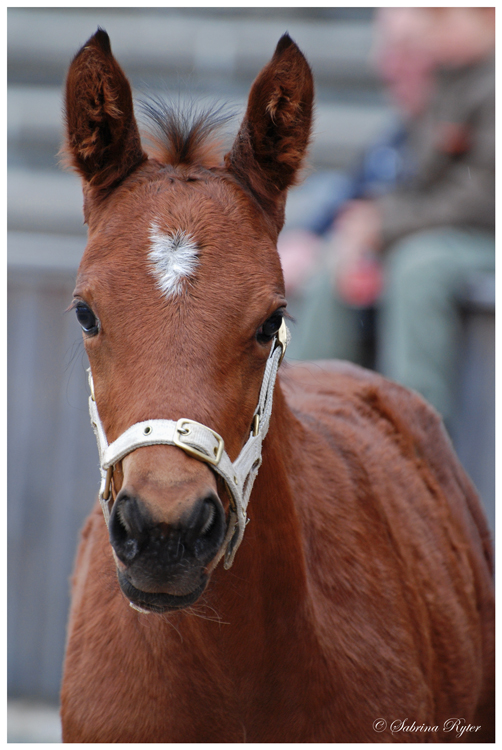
[88,321,290,570]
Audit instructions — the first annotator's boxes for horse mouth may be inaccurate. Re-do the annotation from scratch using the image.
[117,570,208,613]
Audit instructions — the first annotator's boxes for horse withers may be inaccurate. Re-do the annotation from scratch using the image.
[60,30,494,742]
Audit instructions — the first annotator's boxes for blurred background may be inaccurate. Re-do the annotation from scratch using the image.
[8,7,494,742]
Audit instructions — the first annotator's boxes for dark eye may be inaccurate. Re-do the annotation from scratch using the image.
[256,309,284,345]
[75,303,99,335]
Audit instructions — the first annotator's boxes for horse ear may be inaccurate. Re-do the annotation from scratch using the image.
[63,29,146,195]
[225,34,314,232]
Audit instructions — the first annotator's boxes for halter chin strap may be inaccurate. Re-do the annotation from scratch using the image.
[88,320,290,570]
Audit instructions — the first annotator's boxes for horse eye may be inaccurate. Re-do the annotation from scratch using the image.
[256,310,284,345]
[75,303,99,335]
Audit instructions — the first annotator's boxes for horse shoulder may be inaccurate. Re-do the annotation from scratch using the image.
[278,360,494,732]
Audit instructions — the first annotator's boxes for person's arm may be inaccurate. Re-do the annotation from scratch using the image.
[376,96,495,247]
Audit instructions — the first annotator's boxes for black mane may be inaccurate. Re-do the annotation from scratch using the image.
[139,96,234,167]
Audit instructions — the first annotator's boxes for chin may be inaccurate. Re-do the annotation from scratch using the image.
[117,570,208,613]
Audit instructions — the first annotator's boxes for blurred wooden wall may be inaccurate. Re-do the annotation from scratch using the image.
[8,260,97,699]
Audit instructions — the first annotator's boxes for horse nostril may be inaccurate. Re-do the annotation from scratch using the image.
[109,493,150,564]
[185,495,225,557]
[200,499,216,536]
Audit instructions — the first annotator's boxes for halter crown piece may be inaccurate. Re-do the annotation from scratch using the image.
[87,320,290,570]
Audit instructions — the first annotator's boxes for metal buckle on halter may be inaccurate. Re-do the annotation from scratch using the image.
[275,318,288,365]
[173,418,224,466]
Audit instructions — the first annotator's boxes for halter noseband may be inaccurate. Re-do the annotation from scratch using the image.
[88,320,290,570]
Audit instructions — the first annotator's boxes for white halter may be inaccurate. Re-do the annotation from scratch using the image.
[88,321,290,570]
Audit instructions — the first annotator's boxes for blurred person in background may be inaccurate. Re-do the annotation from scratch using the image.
[280,7,435,298]
[286,7,495,429]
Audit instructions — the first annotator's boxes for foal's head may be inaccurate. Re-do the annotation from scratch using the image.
[65,29,313,613]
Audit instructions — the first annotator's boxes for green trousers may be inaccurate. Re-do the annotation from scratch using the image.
[287,227,495,423]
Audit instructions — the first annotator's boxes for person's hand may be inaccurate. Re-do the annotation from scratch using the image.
[332,201,384,306]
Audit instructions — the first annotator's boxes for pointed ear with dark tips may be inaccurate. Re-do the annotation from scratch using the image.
[225,34,314,233]
[63,29,146,195]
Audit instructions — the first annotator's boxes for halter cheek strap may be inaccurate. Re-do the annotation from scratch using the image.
[88,321,290,570]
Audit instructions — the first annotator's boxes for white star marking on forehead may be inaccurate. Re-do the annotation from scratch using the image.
[148,224,199,298]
